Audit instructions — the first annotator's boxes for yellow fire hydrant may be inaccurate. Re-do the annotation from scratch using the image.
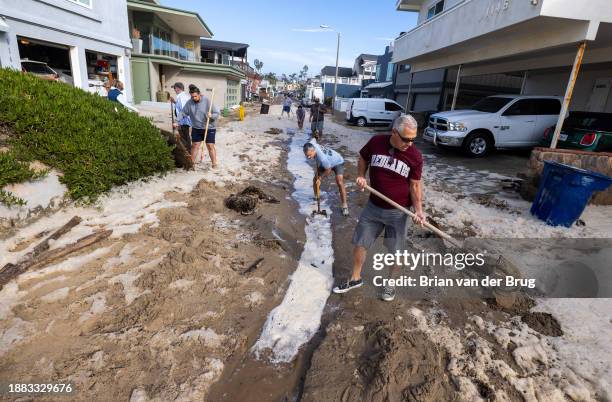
[239,104,245,121]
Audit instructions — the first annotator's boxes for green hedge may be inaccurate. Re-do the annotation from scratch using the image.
[0,68,174,204]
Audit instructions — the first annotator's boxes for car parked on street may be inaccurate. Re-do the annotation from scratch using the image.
[423,95,563,157]
[346,98,404,127]
[541,111,612,152]
[20,59,60,82]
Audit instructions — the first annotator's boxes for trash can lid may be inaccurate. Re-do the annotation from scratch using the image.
[543,160,612,183]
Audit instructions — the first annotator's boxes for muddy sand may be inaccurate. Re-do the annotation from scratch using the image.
[1,106,610,401]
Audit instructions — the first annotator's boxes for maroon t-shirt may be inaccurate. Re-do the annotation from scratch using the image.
[359,135,423,209]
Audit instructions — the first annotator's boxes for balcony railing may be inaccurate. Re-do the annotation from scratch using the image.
[140,35,196,62]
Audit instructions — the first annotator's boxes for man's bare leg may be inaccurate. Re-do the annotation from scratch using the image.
[206,143,217,168]
[191,141,202,162]
[351,246,367,281]
[335,174,348,207]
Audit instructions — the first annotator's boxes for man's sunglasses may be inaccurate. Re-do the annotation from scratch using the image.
[393,129,416,143]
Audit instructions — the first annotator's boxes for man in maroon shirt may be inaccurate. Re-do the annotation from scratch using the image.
[333,115,425,301]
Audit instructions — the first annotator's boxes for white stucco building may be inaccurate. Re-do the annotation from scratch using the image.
[0,0,133,100]
[394,0,612,115]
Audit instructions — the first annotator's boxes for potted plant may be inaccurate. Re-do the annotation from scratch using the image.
[131,28,143,54]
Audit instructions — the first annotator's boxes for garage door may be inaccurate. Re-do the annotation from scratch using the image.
[395,94,408,110]
[412,93,440,112]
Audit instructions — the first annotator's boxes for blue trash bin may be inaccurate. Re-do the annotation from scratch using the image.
[531,161,612,227]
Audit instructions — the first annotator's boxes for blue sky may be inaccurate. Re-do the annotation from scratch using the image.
[161,0,418,76]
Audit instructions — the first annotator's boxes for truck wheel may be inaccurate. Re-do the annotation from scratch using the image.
[463,131,492,157]
[357,117,367,127]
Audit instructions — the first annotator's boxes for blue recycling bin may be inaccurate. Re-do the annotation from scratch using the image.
[531,161,612,227]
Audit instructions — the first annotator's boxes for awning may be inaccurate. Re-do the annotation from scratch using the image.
[127,0,212,38]
[364,81,392,89]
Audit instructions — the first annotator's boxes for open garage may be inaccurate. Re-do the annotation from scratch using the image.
[17,36,72,83]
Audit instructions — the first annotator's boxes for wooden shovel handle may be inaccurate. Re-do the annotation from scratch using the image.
[364,184,461,247]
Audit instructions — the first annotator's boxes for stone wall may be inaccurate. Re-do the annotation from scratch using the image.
[520,148,612,205]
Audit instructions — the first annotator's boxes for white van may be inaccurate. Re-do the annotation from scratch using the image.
[346,98,404,127]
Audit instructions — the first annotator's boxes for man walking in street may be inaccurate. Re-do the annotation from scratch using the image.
[171,82,192,152]
[303,142,350,216]
[332,115,425,301]
[309,98,327,139]
[281,96,293,118]
[175,86,220,167]
[108,80,138,113]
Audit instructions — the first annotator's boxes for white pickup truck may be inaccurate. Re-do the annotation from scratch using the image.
[423,95,563,157]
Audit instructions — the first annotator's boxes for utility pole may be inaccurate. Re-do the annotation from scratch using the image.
[333,31,340,111]
[320,25,341,111]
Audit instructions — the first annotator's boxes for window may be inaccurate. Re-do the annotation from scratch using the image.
[342,77,348,84]
[471,97,513,113]
[385,62,394,81]
[385,102,403,111]
[427,0,444,19]
[67,0,92,8]
[503,99,536,116]
[399,64,410,73]
[375,65,381,82]
[226,80,239,107]
[533,99,561,115]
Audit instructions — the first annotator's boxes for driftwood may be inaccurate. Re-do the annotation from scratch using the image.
[0,229,111,289]
[243,257,264,274]
[161,129,194,170]
[0,216,82,285]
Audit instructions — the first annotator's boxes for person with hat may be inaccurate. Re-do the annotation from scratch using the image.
[309,98,327,138]
[171,82,192,152]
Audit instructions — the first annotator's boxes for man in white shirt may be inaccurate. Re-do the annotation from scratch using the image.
[107,80,138,113]
[171,82,192,152]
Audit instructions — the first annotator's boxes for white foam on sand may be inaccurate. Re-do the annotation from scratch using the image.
[180,327,224,347]
[108,270,147,305]
[18,247,113,283]
[252,131,334,363]
[0,171,67,220]
[534,298,612,400]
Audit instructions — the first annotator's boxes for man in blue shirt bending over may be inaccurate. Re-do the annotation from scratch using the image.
[303,142,349,216]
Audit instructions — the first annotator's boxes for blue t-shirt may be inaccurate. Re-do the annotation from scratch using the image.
[312,143,344,169]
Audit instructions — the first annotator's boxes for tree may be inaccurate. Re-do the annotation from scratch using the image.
[263,72,277,84]
[254,59,264,73]
[300,65,309,82]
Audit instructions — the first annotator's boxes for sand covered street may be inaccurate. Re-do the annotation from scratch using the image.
[1,105,611,401]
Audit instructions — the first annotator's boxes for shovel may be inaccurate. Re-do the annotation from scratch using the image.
[364,184,522,280]
[312,162,328,217]
[365,185,462,248]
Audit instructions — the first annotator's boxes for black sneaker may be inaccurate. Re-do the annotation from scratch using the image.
[333,279,363,294]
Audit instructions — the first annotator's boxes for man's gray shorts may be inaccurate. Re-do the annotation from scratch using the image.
[352,201,409,252]
[318,164,344,176]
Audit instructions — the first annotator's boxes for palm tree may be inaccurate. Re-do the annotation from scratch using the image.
[254,59,264,73]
